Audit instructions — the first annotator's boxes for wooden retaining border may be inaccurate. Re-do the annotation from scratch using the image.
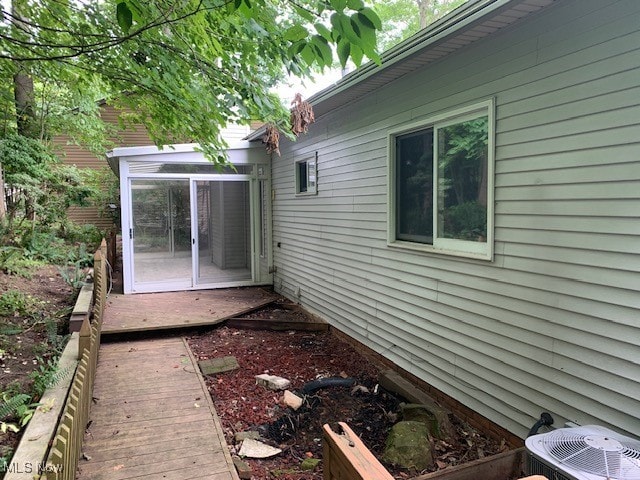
[42,240,108,480]
[323,423,544,480]
[4,240,109,480]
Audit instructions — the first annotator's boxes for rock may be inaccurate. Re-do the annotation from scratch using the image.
[198,356,239,375]
[238,438,282,458]
[235,430,261,442]
[255,373,291,390]
[400,403,451,439]
[379,370,453,439]
[232,456,252,479]
[300,458,321,470]
[282,390,303,410]
[382,421,433,471]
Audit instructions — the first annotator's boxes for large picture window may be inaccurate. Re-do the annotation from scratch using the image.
[389,100,494,259]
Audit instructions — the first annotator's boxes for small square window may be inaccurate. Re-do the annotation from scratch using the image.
[295,154,317,195]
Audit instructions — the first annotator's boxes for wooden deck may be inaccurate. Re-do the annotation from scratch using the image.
[77,337,239,480]
[102,287,277,334]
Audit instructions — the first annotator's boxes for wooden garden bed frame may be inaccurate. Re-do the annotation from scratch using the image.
[323,422,545,480]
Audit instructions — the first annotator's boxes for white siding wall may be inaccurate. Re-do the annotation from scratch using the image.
[271,0,640,439]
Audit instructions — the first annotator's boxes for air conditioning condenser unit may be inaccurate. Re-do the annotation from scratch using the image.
[525,425,640,480]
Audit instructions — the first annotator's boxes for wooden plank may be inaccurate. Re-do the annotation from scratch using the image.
[411,448,525,480]
[78,452,232,480]
[322,422,394,480]
[81,433,224,461]
[226,317,329,331]
[101,287,277,334]
[84,416,210,442]
[77,337,239,480]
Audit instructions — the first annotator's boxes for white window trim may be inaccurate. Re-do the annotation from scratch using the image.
[295,153,318,196]
[387,99,495,261]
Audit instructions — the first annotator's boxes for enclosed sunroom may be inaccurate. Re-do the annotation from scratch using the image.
[107,142,272,294]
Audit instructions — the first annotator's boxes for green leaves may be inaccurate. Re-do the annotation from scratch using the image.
[357,7,382,30]
[116,2,133,34]
[1,0,383,166]
[284,25,308,42]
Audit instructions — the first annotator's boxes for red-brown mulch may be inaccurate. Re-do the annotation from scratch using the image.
[186,312,508,480]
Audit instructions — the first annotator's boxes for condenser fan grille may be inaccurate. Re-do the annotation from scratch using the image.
[541,427,640,480]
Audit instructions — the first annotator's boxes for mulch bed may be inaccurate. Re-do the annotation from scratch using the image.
[186,303,509,480]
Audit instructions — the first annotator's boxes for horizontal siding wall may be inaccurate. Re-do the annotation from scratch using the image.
[54,105,154,229]
[271,0,640,440]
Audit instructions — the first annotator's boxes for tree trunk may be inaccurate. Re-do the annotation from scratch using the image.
[416,0,435,29]
[13,69,37,138]
[12,0,38,139]
[0,162,6,220]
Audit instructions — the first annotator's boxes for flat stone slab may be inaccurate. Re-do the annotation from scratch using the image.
[199,356,239,375]
[238,438,282,458]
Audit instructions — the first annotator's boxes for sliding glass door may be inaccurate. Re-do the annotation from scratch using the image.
[194,180,252,285]
[130,179,192,288]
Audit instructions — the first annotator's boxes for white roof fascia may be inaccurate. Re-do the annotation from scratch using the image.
[246,0,519,141]
[308,0,509,106]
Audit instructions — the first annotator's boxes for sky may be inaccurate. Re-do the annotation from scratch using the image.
[273,68,345,105]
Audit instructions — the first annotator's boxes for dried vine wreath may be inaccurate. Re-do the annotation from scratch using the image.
[262,124,281,156]
[290,93,315,136]
[262,93,315,156]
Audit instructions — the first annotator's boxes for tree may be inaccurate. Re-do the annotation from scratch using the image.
[0,0,383,157]
[370,0,465,51]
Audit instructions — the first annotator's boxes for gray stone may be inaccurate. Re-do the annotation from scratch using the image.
[255,373,291,390]
[198,356,239,375]
[232,456,252,479]
[235,430,261,442]
[382,421,433,471]
[400,403,452,439]
[238,438,282,458]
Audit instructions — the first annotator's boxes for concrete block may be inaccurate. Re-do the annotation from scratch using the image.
[255,373,291,390]
[283,390,303,410]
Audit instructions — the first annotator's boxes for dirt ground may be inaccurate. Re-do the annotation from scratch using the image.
[187,299,510,480]
[0,266,76,463]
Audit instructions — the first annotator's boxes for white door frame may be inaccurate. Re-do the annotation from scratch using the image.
[121,166,267,294]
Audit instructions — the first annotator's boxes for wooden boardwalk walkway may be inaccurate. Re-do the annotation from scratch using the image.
[76,337,239,480]
[102,287,276,334]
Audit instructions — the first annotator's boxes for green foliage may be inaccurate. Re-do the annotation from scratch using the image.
[0,246,44,277]
[441,201,487,241]
[0,221,101,279]
[0,392,37,434]
[438,116,488,240]
[0,0,383,158]
[370,0,466,51]
[0,134,97,236]
[81,167,120,224]
[29,357,72,399]
[57,264,88,290]
[0,290,43,321]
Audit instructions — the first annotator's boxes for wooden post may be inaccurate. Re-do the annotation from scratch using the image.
[93,249,103,307]
[108,229,117,269]
[78,317,90,361]
[323,422,394,480]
